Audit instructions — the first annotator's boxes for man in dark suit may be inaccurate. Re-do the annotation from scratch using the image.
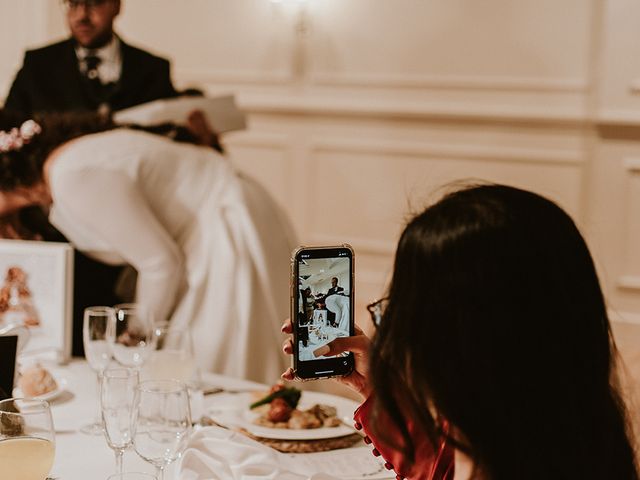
[324,277,344,327]
[5,0,177,115]
[3,0,178,357]
[326,277,344,297]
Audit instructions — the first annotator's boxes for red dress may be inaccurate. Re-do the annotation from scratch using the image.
[353,395,455,480]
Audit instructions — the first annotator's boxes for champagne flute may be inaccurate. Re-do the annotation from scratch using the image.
[0,398,55,480]
[112,304,155,370]
[101,368,139,475]
[146,324,196,384]
[107,474,158,480]
[132,380,192,480]
[82,306,115,435]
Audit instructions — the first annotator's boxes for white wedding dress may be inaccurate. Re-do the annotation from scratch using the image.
[48,129,297,382]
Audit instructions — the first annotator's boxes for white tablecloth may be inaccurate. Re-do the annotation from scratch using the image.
[45,360,264,480]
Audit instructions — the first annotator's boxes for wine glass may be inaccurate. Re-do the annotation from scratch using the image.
[0,398,55,480]
[107,473,158,480]
[132,380,192,480]
[101,367,139,475]
[146,324,196,385]
[112,304,155,370]
[82,306,115,435]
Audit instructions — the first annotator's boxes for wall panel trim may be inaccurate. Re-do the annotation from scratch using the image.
[310,72,588,93]
[311,137,584,167]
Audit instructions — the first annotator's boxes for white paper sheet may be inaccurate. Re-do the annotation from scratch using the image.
[113,94,247,133]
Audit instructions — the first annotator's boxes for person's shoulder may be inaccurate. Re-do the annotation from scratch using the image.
[23,38,73,63]
[120,39,170,67]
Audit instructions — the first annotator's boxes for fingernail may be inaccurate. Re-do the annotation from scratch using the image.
[313,345,330,357]
[281,323,287,332]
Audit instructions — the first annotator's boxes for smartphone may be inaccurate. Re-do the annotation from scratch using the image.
[291,244,355,380]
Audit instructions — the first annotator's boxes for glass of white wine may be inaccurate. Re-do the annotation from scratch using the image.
[132,380,192,480]
[145,324,196,384]
[82,306,116,435]
[112,304,155,370]
[0,398,55,480]
[101,367,139,475]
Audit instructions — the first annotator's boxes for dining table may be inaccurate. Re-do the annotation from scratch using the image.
[38,360,392,480]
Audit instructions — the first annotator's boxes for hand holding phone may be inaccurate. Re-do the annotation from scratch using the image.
[281,319,372,399]
[290,245,355,380]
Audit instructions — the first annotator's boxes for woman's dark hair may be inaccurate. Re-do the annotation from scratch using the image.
[371,184,638,479]
[0,109,206,192]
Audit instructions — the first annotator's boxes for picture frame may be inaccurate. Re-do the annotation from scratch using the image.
[0,240,73,363]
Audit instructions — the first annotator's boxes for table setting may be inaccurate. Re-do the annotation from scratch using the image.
[0,305,394,480]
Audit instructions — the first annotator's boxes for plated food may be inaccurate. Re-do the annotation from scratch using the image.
[207,384,358,441]
[249,384,341,430]
[18,364,57,397]
[250,384,342,429]
[14,364,65,401]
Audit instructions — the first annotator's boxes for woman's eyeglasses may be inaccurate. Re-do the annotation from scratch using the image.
[366,297,388,328]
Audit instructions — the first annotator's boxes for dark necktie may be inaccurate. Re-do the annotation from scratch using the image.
[84,54,101,83]
[82,54,114,113]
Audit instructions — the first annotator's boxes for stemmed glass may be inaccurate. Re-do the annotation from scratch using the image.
[101,368,139,475]
[146,324,196,384]
[107,474,158,480]
[0,398,55,480]
[132,380,192,480]
[82,306,115,435]
[112,304,155,370]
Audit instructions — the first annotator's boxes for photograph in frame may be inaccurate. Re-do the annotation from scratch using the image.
[0,240,73,363]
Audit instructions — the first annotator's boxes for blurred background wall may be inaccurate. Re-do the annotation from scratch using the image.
[1,0,640,326]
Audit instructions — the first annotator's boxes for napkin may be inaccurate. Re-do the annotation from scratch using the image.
[178,427,336,480]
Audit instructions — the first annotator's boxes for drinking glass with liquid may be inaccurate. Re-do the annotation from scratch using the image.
[0,398,55,480]
[145,323,195,384]
[82,306,116,435]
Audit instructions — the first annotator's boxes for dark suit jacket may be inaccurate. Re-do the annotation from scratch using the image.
[327,286,344,297]
[4,37,178,357]
[5,37,177,113]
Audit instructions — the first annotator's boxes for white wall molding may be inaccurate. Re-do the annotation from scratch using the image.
[623,157,640,173]
[234,93,588,126]
[310,137,584,167]
[225,131,290,150]
[618,276,640,291]
[310,72,588,93]
[175,68,294,86]
[597,109,640,126]
[610,309,640,325]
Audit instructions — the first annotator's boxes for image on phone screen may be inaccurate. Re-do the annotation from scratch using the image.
[296,255,351,361]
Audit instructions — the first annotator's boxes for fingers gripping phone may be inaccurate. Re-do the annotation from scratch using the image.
[291,244,355,380]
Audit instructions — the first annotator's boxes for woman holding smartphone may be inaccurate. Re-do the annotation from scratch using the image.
[282,184,638,480]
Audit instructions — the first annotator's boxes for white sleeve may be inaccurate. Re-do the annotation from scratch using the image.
[54,168,184,324]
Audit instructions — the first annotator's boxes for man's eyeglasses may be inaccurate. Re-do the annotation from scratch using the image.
[63,0,109,10]
[366,297,388,329]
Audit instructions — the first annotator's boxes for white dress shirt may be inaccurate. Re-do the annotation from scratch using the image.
[74,35,122,84]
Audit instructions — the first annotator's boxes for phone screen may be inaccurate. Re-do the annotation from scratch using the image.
[292,245,354,379]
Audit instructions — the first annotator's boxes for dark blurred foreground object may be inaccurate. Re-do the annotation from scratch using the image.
[0,335,18,401]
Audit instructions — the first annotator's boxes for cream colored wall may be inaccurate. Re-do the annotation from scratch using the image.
[1,0,639,325]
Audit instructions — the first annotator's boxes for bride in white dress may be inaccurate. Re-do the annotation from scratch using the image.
[0,111,296,383]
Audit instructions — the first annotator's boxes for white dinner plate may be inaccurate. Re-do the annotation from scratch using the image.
[13,375,67,402]
[207,390,359,440]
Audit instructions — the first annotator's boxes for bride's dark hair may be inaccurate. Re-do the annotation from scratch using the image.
[0,109,117,191]
[0,109,204,192]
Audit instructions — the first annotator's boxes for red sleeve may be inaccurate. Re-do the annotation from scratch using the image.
[353,395,454,480]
